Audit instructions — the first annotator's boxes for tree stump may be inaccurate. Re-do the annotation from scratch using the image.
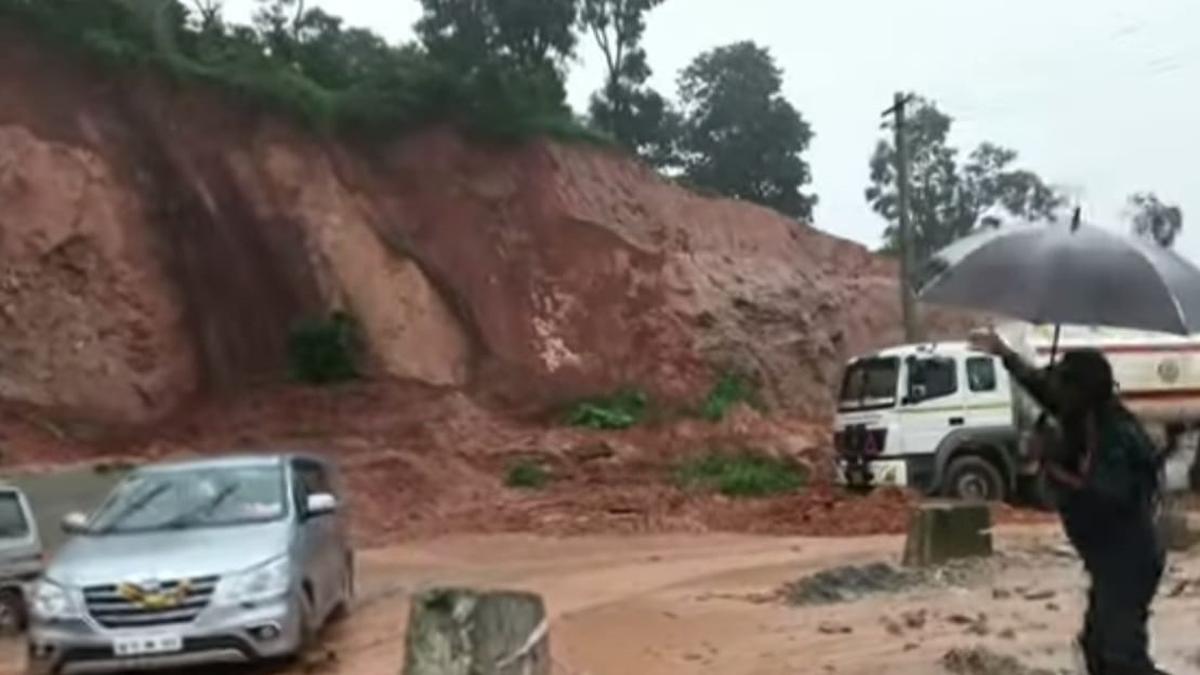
[903,500,993,567]
[402,587,550,675]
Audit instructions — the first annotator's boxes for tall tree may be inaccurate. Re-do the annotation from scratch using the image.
[250,1,393,88]
[416,0,578,78]
[676,41,816,219]
[581,0,674,165]
[1128,192,1183,248]
[253,0,305,60]
[958,143,1062,230]
[188,0,224,32]
[866,95,1062,265]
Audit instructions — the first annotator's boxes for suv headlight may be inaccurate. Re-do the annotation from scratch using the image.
[213,557,292,606]
[32,580,82,620]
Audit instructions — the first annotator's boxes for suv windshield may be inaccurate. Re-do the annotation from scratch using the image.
[839,357,899,411]
[88,465,287,534]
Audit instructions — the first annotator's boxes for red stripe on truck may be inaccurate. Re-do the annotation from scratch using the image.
[1036,343,1200,355]
[1121,388,1200,401]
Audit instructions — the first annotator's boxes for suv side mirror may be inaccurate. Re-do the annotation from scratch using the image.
[305,493,337,518]
[61,512,89,534]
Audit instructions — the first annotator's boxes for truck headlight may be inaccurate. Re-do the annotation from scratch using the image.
[213,557,292,606]
[32,580,82,620]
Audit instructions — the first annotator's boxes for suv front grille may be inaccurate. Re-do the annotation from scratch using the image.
[84,576,219,628]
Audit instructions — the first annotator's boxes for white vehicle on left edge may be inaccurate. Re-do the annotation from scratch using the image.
[27,453,354,675]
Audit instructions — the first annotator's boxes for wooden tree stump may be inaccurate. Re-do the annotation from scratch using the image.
[402,587,550,675]
[903,500,993,567]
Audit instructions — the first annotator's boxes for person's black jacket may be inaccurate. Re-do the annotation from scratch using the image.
[1001,351,1160,548]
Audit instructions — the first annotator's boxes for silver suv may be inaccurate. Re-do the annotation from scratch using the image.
[27,454,353,674]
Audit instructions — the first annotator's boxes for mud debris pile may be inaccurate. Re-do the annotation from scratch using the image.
[781,546,1079,607]
[941,646,1061,675]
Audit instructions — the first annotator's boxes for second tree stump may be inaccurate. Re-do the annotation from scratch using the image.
[403,587,550,675]
[903,500,993,567]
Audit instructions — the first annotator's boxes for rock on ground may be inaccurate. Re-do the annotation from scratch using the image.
[941,646,1058,675]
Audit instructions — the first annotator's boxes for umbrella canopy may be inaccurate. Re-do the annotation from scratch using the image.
[919,221,1200,335]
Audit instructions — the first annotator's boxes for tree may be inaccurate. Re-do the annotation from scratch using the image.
[866,95,1063,265]
[580,0,675,165]
[676,42,816,219]
[415,0,579,124]
[1128,192,1183,248]
[188,0,224,32]
[253,0,305,60]
[416,0,578,78]
[958,143,1062,230]
[248,2,395,88]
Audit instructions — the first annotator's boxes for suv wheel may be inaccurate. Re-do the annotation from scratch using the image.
[329,564,354,623]
[944,456,1006,502]
[294,589,316,656]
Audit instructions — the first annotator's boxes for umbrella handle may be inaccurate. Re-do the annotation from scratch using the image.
[1049,324,1062,364]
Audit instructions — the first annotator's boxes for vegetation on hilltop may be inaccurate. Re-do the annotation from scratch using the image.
[0,0,821,217]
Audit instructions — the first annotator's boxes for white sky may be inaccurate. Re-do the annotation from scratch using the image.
[225,0,1200,260]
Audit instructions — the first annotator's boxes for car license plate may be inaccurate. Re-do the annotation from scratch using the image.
[112,634,183,657]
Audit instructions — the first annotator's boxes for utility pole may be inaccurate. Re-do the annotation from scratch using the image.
[882,92,920,342]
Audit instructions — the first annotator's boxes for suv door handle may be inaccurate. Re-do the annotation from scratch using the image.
[949,417,964,427]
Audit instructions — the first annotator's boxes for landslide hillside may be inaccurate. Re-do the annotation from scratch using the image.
[0,22,939,427]
[0,13,978,541]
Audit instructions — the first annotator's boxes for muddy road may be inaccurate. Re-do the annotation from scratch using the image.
[6,527,1199,674]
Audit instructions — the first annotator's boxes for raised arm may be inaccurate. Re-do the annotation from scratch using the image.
[969,328,1060,415]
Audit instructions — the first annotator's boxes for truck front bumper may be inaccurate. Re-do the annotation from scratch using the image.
[836,455,935,493]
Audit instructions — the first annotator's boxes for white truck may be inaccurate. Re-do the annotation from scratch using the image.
[834,322,1200,502]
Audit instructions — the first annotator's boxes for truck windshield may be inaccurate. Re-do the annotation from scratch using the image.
[88,465,287,534]
[839,357,899,411]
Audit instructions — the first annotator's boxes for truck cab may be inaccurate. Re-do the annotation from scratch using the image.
[835,342,1021,501]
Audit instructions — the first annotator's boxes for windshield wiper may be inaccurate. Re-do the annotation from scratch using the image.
[95,483,170,534]
[162,482,242,530]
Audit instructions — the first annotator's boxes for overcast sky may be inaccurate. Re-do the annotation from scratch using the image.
[225,0,1200,260]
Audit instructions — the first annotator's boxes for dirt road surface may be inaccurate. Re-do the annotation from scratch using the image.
[8,526,1193,674]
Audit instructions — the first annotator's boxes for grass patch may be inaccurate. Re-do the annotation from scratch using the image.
[287,311,360,385]
[675,452,806,498]
[565,389,648,430]
[700,371,762,422]
[505,460,551,490]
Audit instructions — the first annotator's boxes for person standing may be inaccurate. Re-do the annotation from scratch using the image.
[970,328,1167,675]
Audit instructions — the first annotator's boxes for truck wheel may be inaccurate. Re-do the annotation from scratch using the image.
[944,456,1006,502]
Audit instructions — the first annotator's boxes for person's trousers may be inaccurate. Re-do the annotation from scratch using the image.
[1074,518,1165,674]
